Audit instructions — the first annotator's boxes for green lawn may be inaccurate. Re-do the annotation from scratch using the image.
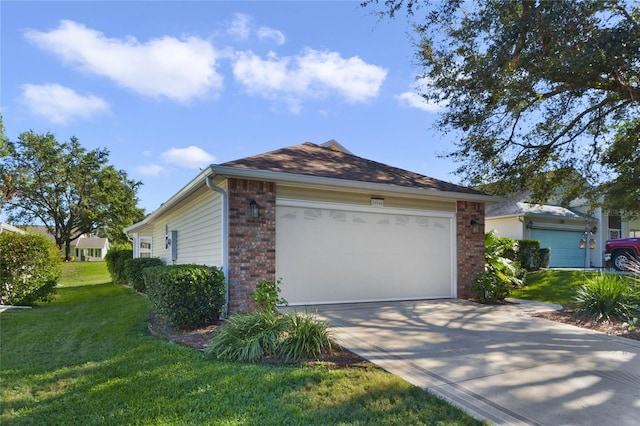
[511,270,600,306]
[1,262,480,425]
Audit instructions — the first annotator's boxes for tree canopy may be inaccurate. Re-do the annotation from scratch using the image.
[1,130,145,258]
[364,0,639,216]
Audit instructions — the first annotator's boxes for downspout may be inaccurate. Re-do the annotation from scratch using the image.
[206,175,229,318]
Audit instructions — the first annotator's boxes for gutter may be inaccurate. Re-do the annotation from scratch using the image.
[205,175,229,319]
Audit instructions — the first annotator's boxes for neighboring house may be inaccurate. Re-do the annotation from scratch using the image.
[0,223,25,234]
[74,235,110,261]
[126,141,498,314]
[486,193,640,268]
[25,225,109,261]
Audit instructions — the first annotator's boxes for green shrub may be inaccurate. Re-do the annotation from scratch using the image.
[472,271,512,303]
[143,264,225,330]
[280,313,333,362]
[472,231,524,303]
[204,311,288,362]
[0,232,61,305]
[104,249,132,285]
[124,257,164,293]
[252,278,288,312]
[518,240,542,271]
[539,248,551,269]
[205,311,334,363]
[574,273,640,322]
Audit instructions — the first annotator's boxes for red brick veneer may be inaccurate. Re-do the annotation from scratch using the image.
[456,201,486,298]
[227,178,276,313]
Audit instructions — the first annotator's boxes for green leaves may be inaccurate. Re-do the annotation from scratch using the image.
[2,131,145,256]
[365,0,640,214]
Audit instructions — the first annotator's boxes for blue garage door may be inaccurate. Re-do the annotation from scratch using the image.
[531,229,586,267]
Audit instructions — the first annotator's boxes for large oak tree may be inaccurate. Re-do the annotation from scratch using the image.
[1,130,145,258]
[364,0,639,216]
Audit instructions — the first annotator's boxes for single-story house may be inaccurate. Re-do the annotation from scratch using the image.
[486,193,640,268]
[0,223,26,234]
[126,141,498,314]
[24,225,110,261]
[74,235,110,261]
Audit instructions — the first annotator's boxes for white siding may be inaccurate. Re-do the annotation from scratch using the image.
[486,217,524,240]
[138,185,223,266]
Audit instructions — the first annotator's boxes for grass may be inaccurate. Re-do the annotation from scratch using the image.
[1,262,481,425]
[59,261,111,287]
[510,270,601,306]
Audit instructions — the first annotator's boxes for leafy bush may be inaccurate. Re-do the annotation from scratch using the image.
[472,231,525,303]
[104,249,132,285]
[472,271,512,304]
[574,273,640,322]
[252,278,288,312]
[205,311,333,363]
[518,240,542,271]
[539,248,551,269]
[0,232,61,305]
[143,264,225,330]
[124,257,164,293]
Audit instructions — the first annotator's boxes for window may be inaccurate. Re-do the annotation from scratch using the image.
[139,237,152,258]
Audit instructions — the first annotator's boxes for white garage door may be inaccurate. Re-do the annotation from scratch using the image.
[276,202,455,305]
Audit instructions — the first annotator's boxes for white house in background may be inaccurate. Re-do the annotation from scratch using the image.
[73,235,110,261]
[0,223,26,234]
[486,193,640,268]
[126,140,499,314]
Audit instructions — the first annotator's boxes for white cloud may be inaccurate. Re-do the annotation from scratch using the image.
[227,13,252,40]
[227,13,285,46]
[161,146,216,169]
[20,83,110,124]
[233,48,387,113]
[395,91,446,112]
[136,164,164,176]
[396,77,449,112]
[257,26,285,45]
[24,20,223,103]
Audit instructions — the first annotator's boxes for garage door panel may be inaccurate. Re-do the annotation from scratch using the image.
[276,205,453,305]
[531,229,585,268]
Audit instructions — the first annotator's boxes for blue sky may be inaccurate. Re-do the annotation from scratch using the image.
[2,0,459,215]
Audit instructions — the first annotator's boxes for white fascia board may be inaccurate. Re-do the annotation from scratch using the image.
[125,167,213,233]
[209,165,502,204]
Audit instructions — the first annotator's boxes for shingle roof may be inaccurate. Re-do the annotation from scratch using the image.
[221,142,484,195]
[75,237,108,249]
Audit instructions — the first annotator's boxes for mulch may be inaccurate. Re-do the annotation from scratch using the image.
[147,310,372,368]
[532,307,640,341]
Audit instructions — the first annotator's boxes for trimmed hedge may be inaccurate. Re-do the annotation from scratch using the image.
[518,240,541,271]
[0,232,61,305]
[105,249,133,285]
[539,248,551,269]
[143,264,225,330]
[124,257,164,293]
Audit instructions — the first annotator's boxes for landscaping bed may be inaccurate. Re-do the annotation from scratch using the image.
[533,307,640,341]
[148,309,372,368]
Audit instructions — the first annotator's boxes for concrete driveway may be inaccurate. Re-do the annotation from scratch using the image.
[291,299,640,426]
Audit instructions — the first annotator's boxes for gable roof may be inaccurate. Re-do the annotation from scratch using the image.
[128,141,499,232]
[75,237,109,250]
[220,142,485,196]
[486,193,596,221]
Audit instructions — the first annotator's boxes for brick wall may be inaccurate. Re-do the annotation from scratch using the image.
[456,201,486,298]
[227,178,276,313]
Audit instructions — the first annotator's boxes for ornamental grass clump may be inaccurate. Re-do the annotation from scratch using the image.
[574,273,640,323]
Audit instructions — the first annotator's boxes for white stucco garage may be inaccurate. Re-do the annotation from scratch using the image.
[276,201,455,305]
